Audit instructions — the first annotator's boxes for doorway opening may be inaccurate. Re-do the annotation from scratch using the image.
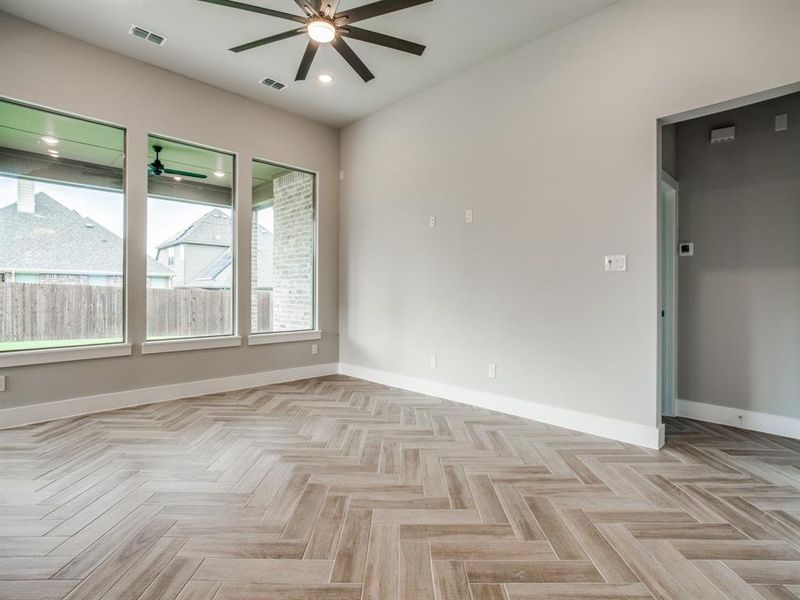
[657,83,800,440]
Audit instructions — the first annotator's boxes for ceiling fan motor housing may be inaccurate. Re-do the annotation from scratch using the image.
[150,145,164,175]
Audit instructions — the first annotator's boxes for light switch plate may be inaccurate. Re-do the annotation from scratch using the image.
[605,254,627,272]
[775,113,788,132]
[311,344,319,355]
[0,375,5,392]
[429,354,437,369]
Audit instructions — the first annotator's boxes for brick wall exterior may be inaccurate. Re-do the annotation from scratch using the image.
[271,170,314,331]
[250,214,262,332]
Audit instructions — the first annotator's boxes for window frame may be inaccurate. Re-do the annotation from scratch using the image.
[142,133,238,347]
[247,157,319,343]
[0,96,129,363]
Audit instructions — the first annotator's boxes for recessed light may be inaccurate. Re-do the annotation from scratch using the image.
[318,74,333,84]
[213,170,225,178]
[41,136,59,145]
[173,176,182,182]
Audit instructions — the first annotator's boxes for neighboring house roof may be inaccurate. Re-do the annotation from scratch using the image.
[157,208,231,249]
[0,192,171,277]
[159,208,274,289]
[190,248,232,288]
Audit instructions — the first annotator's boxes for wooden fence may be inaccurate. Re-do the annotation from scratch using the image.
[0,283,271,342]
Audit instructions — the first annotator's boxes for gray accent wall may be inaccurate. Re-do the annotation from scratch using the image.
[0,14,339,410]
[677,93,800,419]
[340,0,800,429]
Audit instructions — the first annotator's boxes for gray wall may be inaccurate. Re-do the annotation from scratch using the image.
[340,0,800,429]
[677,92,800,419]
[0,14,339,410]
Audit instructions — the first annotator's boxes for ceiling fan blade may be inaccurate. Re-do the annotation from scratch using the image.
[292,0,317,16]
[147,165,157,176]
[325,0,341,16]
[197,0,306,23]
[340,26,425,55]
[334,0,432,24]
[331,37,374,82]
[295,41,320,80]
[230,28,305,53]
[163,168,208,179]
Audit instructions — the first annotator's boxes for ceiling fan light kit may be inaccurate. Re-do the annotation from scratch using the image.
[307,18,336,43]
[198,0,432,83]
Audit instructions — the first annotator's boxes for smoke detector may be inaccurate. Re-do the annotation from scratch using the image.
[129,25,167,46]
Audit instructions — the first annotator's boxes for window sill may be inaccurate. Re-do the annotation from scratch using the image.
[141,336,242,355]
[248,330,321,346]
[0,343,132,368]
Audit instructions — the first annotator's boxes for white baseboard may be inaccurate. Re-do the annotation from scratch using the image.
[677,399,799,440]
[0,361,669,449]
[0,363,339,430]
[339,363,663,449]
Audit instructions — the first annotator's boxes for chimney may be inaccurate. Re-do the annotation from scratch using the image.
[17,179,35,214]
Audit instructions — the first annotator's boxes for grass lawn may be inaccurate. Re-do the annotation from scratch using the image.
[0,338,121,352]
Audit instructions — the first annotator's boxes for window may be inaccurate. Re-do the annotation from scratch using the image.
[146,135,235,340]
[251,159,315,334]
[0,98,126,352]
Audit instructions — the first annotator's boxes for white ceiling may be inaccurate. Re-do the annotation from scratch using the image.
[0,0,617,128]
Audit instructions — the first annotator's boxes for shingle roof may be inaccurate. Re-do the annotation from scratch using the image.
[157,208,231,249]
[184,225,273,289]
[0,192,171,277]
[190,248,232,288]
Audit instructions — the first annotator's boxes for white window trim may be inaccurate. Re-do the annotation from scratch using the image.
[0,343,132,368]
[248,330,321,346]
[141,335,242,355]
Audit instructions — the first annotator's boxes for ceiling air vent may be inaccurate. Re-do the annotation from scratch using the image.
[129,25,167,46]
[261,77,286,91]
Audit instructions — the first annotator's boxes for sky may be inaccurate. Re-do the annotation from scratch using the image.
[1,176,273,258]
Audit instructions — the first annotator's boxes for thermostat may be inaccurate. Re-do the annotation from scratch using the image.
[678,241,694,256]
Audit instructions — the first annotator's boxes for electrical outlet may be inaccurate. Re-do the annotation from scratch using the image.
[604,254,627,272]
[488,364,496,379]
[429,216,436,228]
[0,375,6,392]
[311,343,319,355]
[465,209,473,223]
[429,354,437,369]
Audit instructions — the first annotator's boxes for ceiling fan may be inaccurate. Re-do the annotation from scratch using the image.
[148,145,207,179]
[198,0,432,83]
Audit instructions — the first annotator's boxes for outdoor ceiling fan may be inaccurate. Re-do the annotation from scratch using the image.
[198,0,432,82]
[147,145,207,179]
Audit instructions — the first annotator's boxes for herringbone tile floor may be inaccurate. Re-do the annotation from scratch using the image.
[1,375,798,600]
